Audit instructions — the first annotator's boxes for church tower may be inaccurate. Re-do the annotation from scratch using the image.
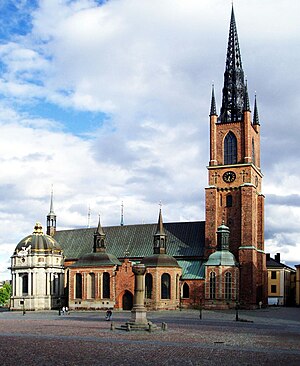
[205,6,267,307]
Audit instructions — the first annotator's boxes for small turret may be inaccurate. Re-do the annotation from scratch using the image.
[253,94,260,125]
[210,84,217,116]
[153,207,167,255]
[46,187,56,237]
[93,215,106,253]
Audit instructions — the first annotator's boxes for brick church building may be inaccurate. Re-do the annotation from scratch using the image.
[10,7,268,311]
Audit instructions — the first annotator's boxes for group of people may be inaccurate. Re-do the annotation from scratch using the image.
[61,306,69,315]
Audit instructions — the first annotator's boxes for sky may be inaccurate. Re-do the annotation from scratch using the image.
[0,0,300,281]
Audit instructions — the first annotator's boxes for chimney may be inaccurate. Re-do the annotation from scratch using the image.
[275,253,281,263]
[266,253,270,261]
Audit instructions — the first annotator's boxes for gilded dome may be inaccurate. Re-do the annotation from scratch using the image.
[14,222,62,255]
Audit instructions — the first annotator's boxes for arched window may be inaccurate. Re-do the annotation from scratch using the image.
[103,272,110,299]
[209,272,216,300]
[224,132,237,165]
[161,273,171,299]
[87,273,95,299]
[22,274,28,295]
[182,283,190,298]
[226,194,233,207]
[252,138,255,165]
[75,273,82,299]
[225,272,232,300]
[145,273,153,299]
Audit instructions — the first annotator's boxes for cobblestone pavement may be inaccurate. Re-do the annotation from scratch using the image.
[0,307,299,365]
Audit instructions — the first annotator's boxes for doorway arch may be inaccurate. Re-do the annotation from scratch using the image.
[122,290,133,310]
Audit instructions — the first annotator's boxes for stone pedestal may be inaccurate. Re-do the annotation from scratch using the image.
[119,264,157,331]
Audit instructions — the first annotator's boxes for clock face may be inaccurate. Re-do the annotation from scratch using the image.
[223,171,236,183]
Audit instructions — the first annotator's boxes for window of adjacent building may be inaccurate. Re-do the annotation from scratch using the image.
[209,272,216,300]
[75,273,82,299]
[271,285,277,293]
[145,273,153,299]
[103,272,110,299]
[225,272,232,300]
[226,194,233,207]
[182,283,190,299]
[161,273,171,299]
[271,271,277,280]
[224,132,237,165]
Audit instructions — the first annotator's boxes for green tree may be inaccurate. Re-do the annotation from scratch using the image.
[0,283,12,306]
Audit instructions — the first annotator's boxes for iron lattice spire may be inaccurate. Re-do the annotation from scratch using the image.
[253,94,260,125]
[219,6,245,123]
[210,84,217,116]
[243,80,251,112]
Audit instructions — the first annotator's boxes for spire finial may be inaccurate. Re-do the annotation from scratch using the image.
[120,201,124,226]
[210,83,217,116]
[49,185,55,215]
[253,93,260,125]
[219,6,245,123]
[87,205,91,228]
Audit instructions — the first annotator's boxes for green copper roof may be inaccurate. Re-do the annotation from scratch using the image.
[54,221,205,260]
[178,260,205,279]
[205,250,237,266]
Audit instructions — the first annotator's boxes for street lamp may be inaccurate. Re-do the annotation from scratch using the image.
[21,298,25,316]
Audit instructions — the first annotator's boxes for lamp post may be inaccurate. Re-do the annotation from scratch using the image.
[22,298,25,316]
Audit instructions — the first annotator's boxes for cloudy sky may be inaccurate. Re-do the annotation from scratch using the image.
[0,0,300,280]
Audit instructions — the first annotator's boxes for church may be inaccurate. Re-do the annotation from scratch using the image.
[9,7,268,311]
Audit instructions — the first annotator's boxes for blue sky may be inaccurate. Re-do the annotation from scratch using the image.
[0,0,300,280]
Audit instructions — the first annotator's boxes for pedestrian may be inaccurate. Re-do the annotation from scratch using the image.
[106,309,112,321]
[65,306,69,315]
[62,306,65,315]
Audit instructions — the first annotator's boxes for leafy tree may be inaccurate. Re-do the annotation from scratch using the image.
[0,283,12,306]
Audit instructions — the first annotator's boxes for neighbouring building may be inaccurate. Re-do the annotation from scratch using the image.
[266,253,296,306]
[10,6,268,311]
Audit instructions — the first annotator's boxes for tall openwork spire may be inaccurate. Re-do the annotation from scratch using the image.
[210,84,217,116]
[253,94,260,125]
[243,80,251,112]
[219,6,245,123]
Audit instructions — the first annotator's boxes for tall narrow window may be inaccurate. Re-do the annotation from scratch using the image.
[226,194,233,207]
[252,138,255,165]
[182,283,190,298]
[224,132,237,165]
[87,273,95,299]
[75,273,82,299]
[161,273,171,299]
[225,272,232,300]
[209,272,216,300]
[145,273,153,299]
[103,272,110,299]
[22,274,28,295]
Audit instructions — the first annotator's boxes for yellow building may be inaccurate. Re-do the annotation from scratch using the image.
[266,253,296,306]
[296,265,300,306]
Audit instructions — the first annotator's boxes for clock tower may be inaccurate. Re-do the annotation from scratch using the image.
[205,7,267,307]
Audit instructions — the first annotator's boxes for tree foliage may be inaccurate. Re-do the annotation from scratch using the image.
[0,283,12,306]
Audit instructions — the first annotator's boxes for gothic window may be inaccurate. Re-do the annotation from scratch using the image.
[88,273,95,299]
[225,272,232,300]
[75,273,82,299]
[22,274,28,295]
[145,273,153,299]
[224,132,237,165]
[226,194,233,207]
[182,283,190,299]
[103,272,110,299]
[252,138,255,165]
[161,273,171,299]
[209,272,216,300]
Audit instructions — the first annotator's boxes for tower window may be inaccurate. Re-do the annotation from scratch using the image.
[226,194,233,207]
[224,132,237,165]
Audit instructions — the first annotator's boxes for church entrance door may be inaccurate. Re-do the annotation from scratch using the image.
[122,291,133,310]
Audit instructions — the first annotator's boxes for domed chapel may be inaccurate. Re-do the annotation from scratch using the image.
[10,6,267,311]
